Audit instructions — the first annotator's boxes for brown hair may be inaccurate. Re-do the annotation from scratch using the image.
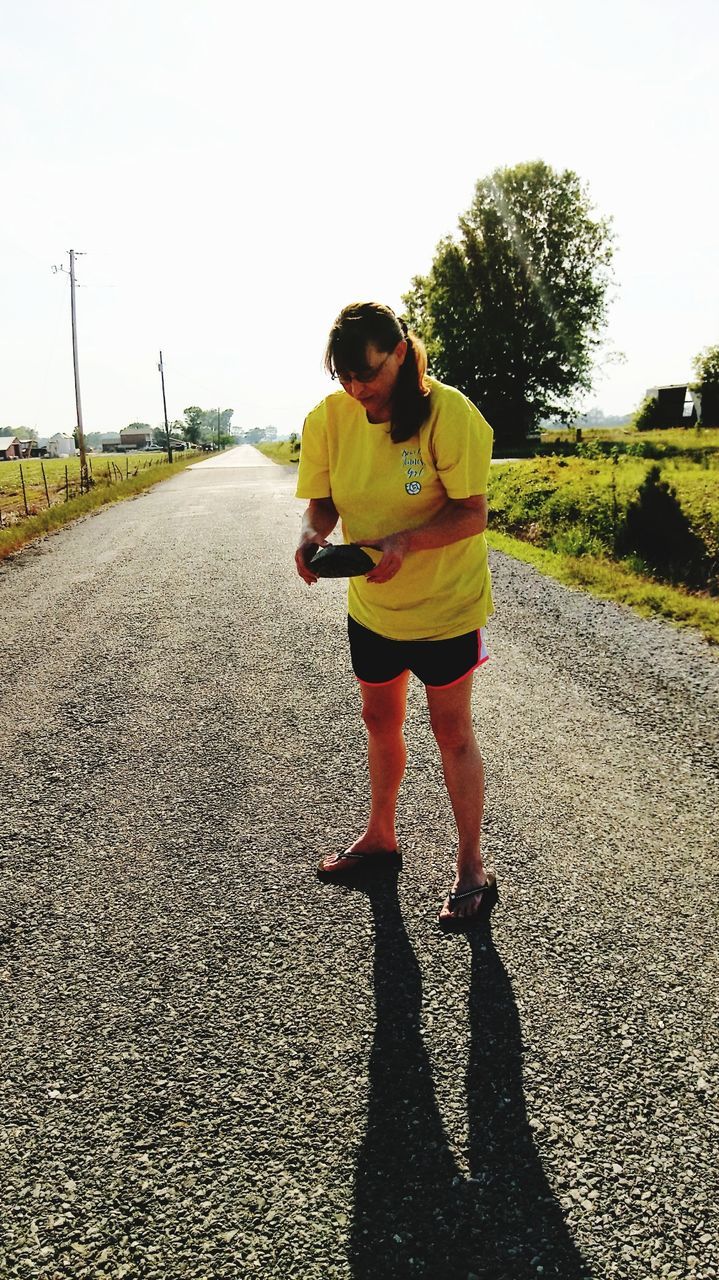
[323,301,431,444]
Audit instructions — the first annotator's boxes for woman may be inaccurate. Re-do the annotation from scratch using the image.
[295,302,496,928]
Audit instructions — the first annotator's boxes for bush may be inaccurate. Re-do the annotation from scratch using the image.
[634,395,666,431]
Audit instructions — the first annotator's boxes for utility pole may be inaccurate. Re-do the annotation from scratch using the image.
[52,250,89,490]
[158,352,173,463]
[217,408,221,451]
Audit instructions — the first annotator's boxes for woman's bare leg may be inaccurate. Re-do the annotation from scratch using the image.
[319,673,409,871]
[425,674,487,920]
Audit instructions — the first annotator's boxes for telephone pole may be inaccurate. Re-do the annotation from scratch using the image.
[217,408,221,451]
[158,352,173,463]
[53,250,89,488]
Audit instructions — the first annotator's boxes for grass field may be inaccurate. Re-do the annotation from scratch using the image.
[537,424,719,463]
[487,454,719,573]
[541,426,719,447]
[256,441,300,464]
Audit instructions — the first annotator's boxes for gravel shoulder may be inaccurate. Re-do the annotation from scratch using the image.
[1,461,717,1280]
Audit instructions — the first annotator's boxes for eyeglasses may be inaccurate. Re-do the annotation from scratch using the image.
[333,351,392,386]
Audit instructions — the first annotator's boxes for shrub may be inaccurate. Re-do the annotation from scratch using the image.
[633,395,664,431]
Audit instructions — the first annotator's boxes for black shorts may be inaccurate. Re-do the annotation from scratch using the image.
[348,615,488,689]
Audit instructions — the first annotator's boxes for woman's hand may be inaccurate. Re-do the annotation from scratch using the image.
[361,531,410,584]
[295,529,330,585]
[296,498,339,585]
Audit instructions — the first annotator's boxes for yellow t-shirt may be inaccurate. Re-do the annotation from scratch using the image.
[296,377,494,641]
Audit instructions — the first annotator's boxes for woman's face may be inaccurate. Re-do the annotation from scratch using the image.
[337,339,407,422]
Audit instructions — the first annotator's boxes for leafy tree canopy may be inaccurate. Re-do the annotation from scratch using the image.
[183,406,205,443]
[244,427,267,444]
[5,426,37,441]
[692,344,719,387]
[183,406,234,443]
[692,344,719,427]
[403,160,615,445]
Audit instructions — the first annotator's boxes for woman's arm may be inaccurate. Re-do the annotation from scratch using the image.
[362,495,487,585]
[295,497,340,584]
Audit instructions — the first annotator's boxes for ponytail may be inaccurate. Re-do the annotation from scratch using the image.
[389,329,431,444]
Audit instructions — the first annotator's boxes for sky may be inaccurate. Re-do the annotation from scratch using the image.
[1,0,717,437]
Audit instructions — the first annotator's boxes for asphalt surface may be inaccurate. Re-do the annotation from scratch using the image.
[1,449,718,1280]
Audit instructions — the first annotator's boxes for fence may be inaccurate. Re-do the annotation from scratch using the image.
[0,454,174,527]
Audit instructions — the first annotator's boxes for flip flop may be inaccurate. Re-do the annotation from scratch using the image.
[317,848,402,882]
[437,871,498,932]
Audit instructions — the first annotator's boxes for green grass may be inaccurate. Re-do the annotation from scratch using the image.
[488,455,719,571]
[541,425,719,449]
[256,441,300,464]
[536,425,719,464]
[487,530,719,644]
[0,452,207,560]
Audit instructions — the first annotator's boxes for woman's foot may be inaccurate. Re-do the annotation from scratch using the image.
[438,867,497,927]
[317,831,401,879]
[318,829,397,875]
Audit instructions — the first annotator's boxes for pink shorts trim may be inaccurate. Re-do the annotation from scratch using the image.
[425,628,488,689]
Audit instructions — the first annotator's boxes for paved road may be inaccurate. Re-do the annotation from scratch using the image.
[1,457,717,1280]
[191,445,277,469]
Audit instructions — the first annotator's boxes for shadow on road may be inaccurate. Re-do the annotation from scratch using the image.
[348,877,589,1280]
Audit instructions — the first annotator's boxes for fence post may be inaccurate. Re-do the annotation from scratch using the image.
[41,462,51,508]
[20,463,30,516]
[611,452,618,554]
[65,465,69,501]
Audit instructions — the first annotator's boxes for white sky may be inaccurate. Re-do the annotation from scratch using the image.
[1,0,717,436]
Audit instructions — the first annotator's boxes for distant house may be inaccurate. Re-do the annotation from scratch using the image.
[101,438,122,453]
[120,428,152,450]
[0,436,22,460]
[644,385,701,428]
[47,432,76,458]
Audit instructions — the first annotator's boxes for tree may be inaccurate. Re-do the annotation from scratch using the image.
[693,344,719,386]
[403,161,615,446]
[182,407,234,444]
[692,344,719,426]
[183,406,205,444]
[634,395,664,432]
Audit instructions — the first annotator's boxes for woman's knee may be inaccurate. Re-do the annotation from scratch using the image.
[361,698,405,737]
[430,711,476,753]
